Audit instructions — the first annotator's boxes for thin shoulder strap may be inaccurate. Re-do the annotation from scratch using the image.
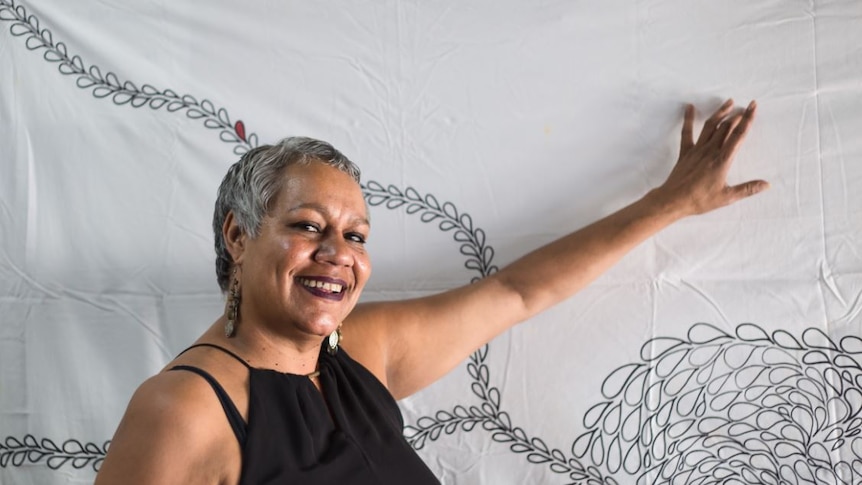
[178,343,250,368]
[168,365,247,446]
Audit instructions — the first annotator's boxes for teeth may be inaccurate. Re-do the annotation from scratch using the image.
[300,278,343,293]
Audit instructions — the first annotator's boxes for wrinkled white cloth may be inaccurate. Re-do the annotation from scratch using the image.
[2,1,861,484]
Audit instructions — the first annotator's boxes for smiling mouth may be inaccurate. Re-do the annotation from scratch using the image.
[299,278,344,295]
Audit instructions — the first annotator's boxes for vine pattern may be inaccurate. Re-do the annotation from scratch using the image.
[363,181,613,484]
[0,435,108,472]
[0,0,257,155]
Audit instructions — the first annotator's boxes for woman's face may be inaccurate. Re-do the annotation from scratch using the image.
[234,161,371,343]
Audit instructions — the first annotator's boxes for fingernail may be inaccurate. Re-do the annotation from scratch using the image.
[747,100,757,112]
[724,98,734,107]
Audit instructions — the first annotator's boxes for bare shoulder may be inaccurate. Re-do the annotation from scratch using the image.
[341,282,515,400]
[340,298,439,393]
[95,369,241,485]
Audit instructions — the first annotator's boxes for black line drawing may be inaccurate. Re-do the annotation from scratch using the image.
[0,0,257,155]
[4,2,862,484]
[0,435,108,472]
[571,323,862,485]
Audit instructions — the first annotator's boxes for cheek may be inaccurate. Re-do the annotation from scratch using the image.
[355,254,372,286]
[278,239,313,264]
[278,238,295,253]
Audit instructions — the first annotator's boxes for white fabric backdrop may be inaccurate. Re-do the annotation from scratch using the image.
[2,0,862,483]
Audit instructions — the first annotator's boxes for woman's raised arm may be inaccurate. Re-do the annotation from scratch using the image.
[345,100,768,400]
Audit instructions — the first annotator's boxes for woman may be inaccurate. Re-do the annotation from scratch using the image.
[95,99,767,484]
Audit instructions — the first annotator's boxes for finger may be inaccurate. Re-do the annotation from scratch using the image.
[721,101,757,160]
[697,98,735,145]
[727,179,770,203]
[680,104,695,154]
[715,111,744,146]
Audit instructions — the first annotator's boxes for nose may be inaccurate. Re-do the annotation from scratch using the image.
[314,232,353,267]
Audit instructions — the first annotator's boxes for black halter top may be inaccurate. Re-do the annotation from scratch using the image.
[171,342,440,485]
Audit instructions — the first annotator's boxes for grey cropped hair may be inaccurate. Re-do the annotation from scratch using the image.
[212,136,361,292]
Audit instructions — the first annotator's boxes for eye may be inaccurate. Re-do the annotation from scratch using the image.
[293,222,320,233]
[346,232,367,244]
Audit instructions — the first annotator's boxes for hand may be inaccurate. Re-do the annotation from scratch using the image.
[652,99,769,217]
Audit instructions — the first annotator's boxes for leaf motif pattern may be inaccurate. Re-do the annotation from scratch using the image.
[0,0,257,155]
[366,182,614,483]
[0,435,109,472]
[363,181,498,284]
[573,323,862,484]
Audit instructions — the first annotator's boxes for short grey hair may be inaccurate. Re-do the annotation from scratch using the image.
[213,136,361,292]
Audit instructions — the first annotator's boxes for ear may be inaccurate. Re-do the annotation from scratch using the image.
[223,211,248,265]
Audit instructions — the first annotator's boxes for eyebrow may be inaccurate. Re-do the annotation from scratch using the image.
[287,202,370,227]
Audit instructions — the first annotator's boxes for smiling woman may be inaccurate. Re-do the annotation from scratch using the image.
[94,101,768,484]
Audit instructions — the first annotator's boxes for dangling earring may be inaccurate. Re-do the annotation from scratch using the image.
[327,325,342,355]
[224,268,241,338]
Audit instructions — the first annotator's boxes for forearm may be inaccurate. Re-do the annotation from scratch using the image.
[494,189,684,319]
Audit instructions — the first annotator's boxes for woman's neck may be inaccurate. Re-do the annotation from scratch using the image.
[205,317,323,375]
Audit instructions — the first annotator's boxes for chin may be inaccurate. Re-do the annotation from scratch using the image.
[300,317,342,337]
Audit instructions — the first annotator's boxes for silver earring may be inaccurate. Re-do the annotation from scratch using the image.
[224,270,240,338]
[327,326,342,355]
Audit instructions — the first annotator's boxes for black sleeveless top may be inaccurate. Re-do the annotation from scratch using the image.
[170,342,440,485]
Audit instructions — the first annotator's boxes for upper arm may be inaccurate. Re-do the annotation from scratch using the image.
[95,372,239,485]
[345,275,526,400]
